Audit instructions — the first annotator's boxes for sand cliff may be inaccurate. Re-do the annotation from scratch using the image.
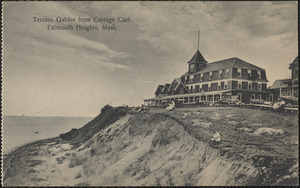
[3,105,298,186]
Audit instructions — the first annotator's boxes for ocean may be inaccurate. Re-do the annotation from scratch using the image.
[2,115,94,154]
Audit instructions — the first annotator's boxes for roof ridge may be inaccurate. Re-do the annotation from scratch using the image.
[233,57,264,70]
[232,57,237,67]
[208,57,235,64]
[187,50,207,64]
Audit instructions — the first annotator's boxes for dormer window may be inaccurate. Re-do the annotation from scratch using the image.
[200,73,203,81]
[199,64,203,69]
[238,68,242,77]
[248,69,251,77]
[257,71,262,79]
[209,72,212,80]
[190,64,195,71]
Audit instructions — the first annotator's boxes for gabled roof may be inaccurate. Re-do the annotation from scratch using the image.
[292,56,298,64]
[174,80,188,91]
[270,79,291,89]
[168,79,176,92]
[168,78,182,92]
[187,50,207,64]
[154,85,164,95]
[162,84,171,92]
[289,56,298,69]
[182,57,264,76]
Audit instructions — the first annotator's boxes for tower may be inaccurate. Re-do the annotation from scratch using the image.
[188,30,207,73]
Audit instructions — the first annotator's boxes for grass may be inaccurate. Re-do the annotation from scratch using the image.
[69,155,86,168]
[150,107,298,160]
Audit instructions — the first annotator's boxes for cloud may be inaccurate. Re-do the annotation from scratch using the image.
[4,1,131,71]
[217,1,297,37]
[2,1,298,116]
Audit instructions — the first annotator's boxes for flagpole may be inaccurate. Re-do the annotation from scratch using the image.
[198,29,200,51]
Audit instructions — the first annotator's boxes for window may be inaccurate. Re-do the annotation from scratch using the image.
[257,94,261,100]
[189,75,194,82]
[238,68,242,77]
[200,73,203,81]
[258,83,261,90]
[238,82,242,89]
[257,71,261,79]
[199,84,202,92]
[225,84,228,89]
[209,72,212,80]
[248,82,252,90]
[199,64,203,69]
[190,64,194,69]
[219,70,222,78]
[191,86,194,92]
[251,94,255,100]
[248,69,251,77]
[226,69,229,77]
[209,83,213,91]
[217,82,221,90]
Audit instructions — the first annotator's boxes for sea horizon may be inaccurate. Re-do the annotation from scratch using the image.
[2,114,95,118]
[2,115,94,154]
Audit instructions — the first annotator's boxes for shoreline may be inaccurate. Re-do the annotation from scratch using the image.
[2,137,58,156]
[2,137,62,186]
[3,136,60,157]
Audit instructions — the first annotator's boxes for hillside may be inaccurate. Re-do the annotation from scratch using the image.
[3,105,298,186]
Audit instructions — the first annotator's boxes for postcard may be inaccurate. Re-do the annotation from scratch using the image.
[2,1,298,186]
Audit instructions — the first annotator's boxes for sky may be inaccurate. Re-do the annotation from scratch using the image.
[2,1,298,117]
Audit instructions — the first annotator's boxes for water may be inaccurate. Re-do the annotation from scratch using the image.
[2,116,94,154]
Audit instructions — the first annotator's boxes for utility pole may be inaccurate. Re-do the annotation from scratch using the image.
[279,81,282,99]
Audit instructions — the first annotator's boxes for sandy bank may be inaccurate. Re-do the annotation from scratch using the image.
[3,106,298,186]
